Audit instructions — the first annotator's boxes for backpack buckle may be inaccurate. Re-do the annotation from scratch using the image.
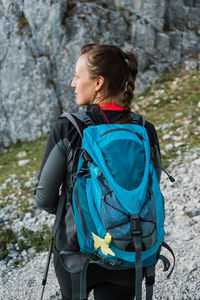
[81,149,93,163]
[130,215,141,235]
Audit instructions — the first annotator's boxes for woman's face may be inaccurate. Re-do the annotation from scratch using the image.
[71,55,97,106]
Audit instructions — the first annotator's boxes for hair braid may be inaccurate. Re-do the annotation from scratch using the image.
[122,52,138,111]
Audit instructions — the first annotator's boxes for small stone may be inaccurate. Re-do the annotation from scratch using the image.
[16,151,27,158]
[21,250,28,257]
[184,205,196,218]
[28,248,36,255]
[182,235,193,241]
[177,166,188,174]
[174,142,185,148]
[193,158,200,165]
[24,180,32,188]
[15,243,20,251]
[171,135,182,141]
[160,150,166,156]
[7,250,19,258]
[192,215,200,223]
[154,99,160,104]
[7,259,15,268]
[194,223,200,233]
[18,160,30,167]
[162,134,170,140]
[6,244,15,251]
[175,112,183,118]
[0,263,7,272]
[165,144,173,151]
[23,212,32,220]
[171,99,177,103]
[187,263,197,273]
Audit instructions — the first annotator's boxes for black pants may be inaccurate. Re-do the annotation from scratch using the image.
[54,250,136,300]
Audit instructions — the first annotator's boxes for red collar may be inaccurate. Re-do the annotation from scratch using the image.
[98,102,124,111]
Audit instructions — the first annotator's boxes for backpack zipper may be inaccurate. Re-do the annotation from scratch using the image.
[100,128,143,140]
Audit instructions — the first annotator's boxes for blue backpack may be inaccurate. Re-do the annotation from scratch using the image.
[40,108,175,300]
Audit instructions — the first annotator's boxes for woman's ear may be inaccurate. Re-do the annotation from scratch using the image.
[95,76,104,92]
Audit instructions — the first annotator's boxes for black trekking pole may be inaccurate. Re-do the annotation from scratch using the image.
[40,237,55,300]
[39,186,65,300]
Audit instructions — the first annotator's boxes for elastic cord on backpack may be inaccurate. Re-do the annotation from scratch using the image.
[158,166,175,182]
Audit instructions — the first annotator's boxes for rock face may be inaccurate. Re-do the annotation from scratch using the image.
[0,0,200,149]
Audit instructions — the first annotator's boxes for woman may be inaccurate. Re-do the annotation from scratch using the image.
[35,44,161,300]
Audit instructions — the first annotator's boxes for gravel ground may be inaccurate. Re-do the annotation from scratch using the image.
[0,151,200,300]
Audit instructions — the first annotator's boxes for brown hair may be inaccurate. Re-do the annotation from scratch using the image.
[80,44,138,123]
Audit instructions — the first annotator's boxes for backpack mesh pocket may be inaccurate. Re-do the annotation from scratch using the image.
[100,176,157,251]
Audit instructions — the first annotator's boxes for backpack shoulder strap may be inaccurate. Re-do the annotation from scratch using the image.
[78,107,95,126]
[60,112,83,138]
[61,107,95,130]
[140,115,146,127]
[131,112,145,127]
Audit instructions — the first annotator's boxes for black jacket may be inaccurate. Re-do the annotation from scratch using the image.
[34,104,161,251]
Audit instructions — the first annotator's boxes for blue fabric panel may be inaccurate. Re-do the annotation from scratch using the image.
[82,124,151,214]
[72,177,97,254]
[102,140,145,190]
[86,176,106,238]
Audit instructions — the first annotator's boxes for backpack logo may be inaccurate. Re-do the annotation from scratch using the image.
[92,232,115,256]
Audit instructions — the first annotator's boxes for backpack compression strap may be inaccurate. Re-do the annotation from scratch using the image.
[130,214,143,300]
[130,112,145,300]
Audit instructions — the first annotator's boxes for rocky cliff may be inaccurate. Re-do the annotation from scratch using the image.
[0,0,200,149]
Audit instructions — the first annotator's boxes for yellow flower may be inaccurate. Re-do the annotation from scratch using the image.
[92,232,115,256]
[105,232,112,243]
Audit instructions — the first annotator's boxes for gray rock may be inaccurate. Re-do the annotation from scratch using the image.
[0,0,200,150]
[182,31,199,58]
[6,243,15,251]
[7,250,19,258]
[165,143,173,151]
[156,32,170,59]
[18,159,30,167]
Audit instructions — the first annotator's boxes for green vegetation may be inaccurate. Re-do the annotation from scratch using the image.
[133,68,200,167]
[0,136,47,232]
[0,136,47,187]
[0,225,51,262]
[18,225,51,253]
[0,228,17,260]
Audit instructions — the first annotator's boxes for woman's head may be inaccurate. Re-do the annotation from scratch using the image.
[71,44,138,110]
